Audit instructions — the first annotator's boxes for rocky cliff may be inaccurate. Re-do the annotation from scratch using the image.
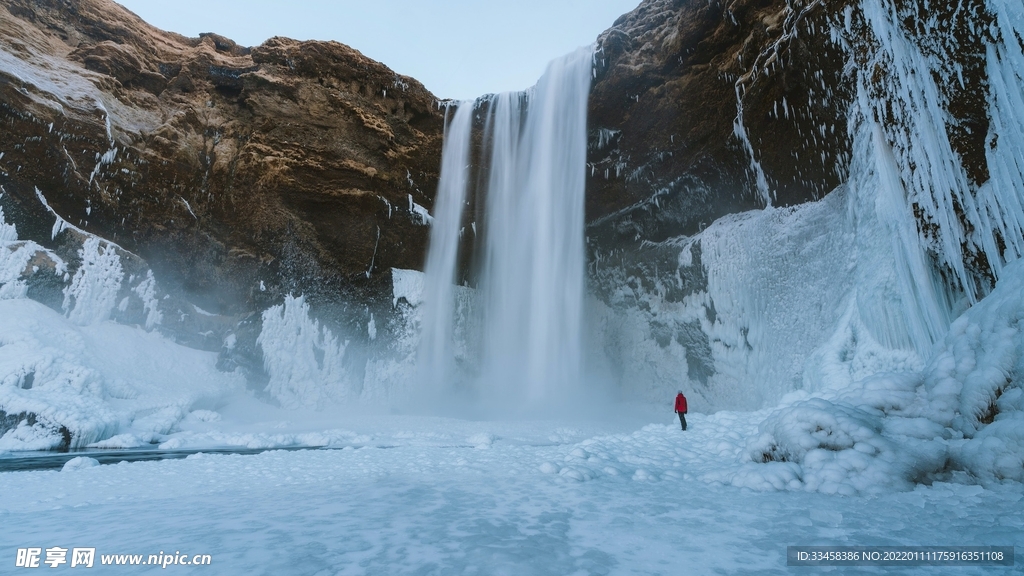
[3,0,1021,415]
[0,0,449,397]
[586,0,999,295]
[583,0,1023,408]
[0,0,443,320]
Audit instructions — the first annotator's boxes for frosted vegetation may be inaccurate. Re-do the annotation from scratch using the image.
[0,0,1022,504]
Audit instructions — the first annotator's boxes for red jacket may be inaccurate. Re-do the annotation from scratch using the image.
[674,393,687,413]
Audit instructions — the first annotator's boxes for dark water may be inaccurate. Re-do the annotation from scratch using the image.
[0,445,321,472]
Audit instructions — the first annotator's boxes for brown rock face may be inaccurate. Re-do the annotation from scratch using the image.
[0,0,444,317]
[586,0,854,253]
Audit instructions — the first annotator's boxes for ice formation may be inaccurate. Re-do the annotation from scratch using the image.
[0,298,243,450]
[720,258,1024,493]
[258,295,352,409]
[576,0,1024,491]
[1,192,241,450]
[62,236,124,326]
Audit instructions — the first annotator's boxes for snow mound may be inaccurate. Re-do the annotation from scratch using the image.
[0,298,244,450]
[744,398,944,494]
[61,456,100,472]
[924,258,1024,484]
[467,432,494,449]
[88,433,148,449]
[732,259,1024,492]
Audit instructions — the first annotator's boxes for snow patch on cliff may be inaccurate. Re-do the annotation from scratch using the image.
[0,197,67,301]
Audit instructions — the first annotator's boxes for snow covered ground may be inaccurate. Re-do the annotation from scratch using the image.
[1,411,1021,575]
[2,284,1019,572]
[3,189,1024,573]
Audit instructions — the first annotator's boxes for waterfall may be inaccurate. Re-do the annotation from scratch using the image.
[418,46,593,407]
[417,103,474,393]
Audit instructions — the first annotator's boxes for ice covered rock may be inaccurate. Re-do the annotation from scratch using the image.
[0,297,243,450]
[61,456,100,472]
[740,259,1024,492]
[922,259,1024,484]
[0,0,443,321]
[746,398,938,494]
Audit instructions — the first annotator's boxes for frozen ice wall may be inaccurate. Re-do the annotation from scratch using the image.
[418,47,593,409]
[258,295,353,409]
[801,0,1024,392]
[583,0,1024,491]
[849,0,1024,299]
[0,191,243,450]
[597,0,1024,415]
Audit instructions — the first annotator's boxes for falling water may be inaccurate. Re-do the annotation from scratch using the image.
[417,104,474,393]
[418,46,593,407]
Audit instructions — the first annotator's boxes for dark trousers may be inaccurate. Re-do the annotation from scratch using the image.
[677,412,687,430]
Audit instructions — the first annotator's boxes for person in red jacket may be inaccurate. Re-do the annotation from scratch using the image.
[674,391,688,430]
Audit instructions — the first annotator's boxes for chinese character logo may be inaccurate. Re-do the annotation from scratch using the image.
[71,548,96,568]
[44,547,68,568]
[15,548,41,568]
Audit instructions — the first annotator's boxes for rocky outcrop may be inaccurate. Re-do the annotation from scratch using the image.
[582,0,1023,409]
[585,0,1002,295]
[586,0,853,251]
[0,0,444,322]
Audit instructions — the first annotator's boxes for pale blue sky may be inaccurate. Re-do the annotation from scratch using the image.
[114,1,640,100]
